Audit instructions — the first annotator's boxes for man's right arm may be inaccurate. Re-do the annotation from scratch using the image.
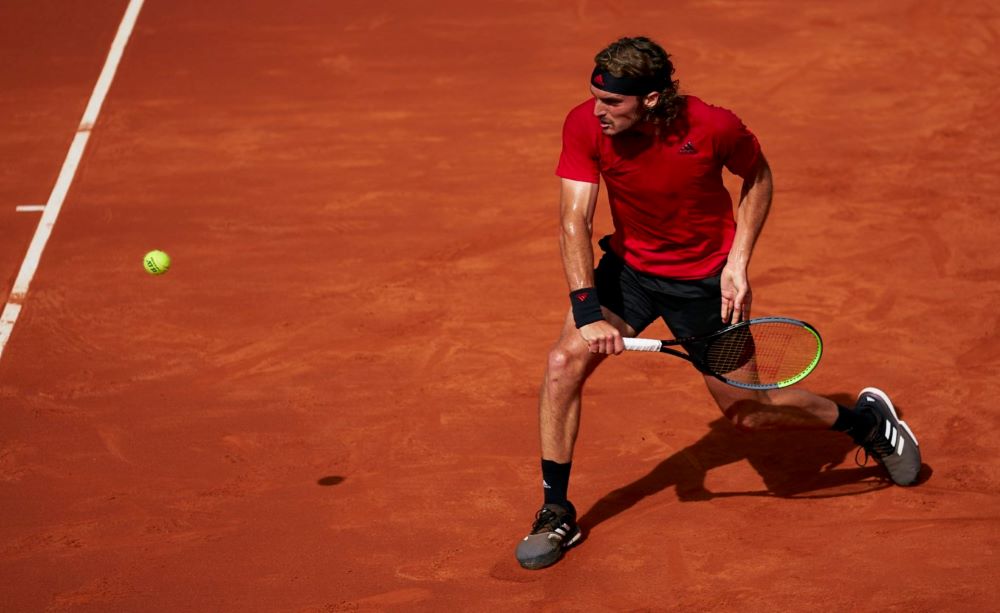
[559,178,624,354]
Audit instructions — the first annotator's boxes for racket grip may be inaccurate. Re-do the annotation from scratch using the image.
[623,338,663,352]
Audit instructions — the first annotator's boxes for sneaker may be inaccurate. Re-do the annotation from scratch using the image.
[855,387,921,486]
[515,501,582,570]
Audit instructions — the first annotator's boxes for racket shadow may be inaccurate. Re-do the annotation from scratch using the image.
[578,402,894,533]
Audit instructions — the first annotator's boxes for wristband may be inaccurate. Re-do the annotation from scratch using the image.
[570,287,604,328]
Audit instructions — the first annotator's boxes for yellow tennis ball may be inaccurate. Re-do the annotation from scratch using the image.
[143,250,171,275]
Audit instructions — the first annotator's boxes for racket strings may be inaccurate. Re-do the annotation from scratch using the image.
[705,322,820,385]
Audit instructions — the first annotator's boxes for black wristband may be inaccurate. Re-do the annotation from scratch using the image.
[570,287,604,328]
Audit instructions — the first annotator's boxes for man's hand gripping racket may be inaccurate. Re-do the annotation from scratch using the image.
[623,317,823,390]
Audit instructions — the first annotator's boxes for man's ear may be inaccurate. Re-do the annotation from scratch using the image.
[643,91,660,109]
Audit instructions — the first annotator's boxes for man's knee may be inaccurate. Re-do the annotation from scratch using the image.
[723,401,761,431]
[718,391,774,431]
[546,342,591,383]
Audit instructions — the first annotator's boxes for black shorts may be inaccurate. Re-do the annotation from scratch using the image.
[594,236,725,360]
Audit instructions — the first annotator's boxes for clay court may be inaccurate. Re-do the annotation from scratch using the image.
[1,1,998,610]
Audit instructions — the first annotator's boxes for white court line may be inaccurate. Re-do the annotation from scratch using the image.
[0,0,145,363]
[15,205,46,212]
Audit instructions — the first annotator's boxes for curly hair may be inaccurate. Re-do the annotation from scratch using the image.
[594,36,685,126]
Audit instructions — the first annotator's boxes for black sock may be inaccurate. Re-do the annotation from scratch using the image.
[541,459,572,506]
[831,403,877,442]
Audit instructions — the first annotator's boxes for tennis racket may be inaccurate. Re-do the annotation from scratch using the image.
[623,317,822,390]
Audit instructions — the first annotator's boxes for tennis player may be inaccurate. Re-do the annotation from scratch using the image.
[516,36,922,570]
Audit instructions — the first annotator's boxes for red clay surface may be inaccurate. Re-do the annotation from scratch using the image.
[1,1,998,611]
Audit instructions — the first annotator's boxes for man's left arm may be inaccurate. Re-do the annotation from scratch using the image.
[721,153,773,323]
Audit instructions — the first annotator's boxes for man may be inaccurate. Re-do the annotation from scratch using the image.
[515,36,922,571]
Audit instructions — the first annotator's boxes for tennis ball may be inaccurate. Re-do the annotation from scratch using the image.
[143,250,171,275]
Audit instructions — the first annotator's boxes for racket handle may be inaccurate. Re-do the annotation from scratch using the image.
[623,338,663,352]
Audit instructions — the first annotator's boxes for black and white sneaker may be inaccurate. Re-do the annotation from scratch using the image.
[515,501,582,570]
[856,387,922,486]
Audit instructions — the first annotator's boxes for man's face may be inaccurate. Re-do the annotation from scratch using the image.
[590,85,644,136]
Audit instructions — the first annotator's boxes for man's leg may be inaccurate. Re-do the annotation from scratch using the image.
[539,306,636,460]
[516,307,636,570]
[703,377,921,485]
[703,377,838,430]
[655,290,872,438]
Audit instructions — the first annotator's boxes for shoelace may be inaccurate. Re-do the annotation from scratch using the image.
[854,446,871,467]
[854,421,894,467]
[531,508,564,534]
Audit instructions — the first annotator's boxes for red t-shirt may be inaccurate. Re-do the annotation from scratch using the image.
[556,95,761,280]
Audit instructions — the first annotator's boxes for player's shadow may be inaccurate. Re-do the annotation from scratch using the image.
[579,394,910,533]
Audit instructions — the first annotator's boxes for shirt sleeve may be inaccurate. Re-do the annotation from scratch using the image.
[555,104,600,183]
[714,108,762,180]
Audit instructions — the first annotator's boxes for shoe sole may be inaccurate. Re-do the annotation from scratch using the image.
[859,386,919,446]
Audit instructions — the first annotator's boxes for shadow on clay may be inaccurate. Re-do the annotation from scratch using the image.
[578,392,933,533]
[317,476,346,486]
